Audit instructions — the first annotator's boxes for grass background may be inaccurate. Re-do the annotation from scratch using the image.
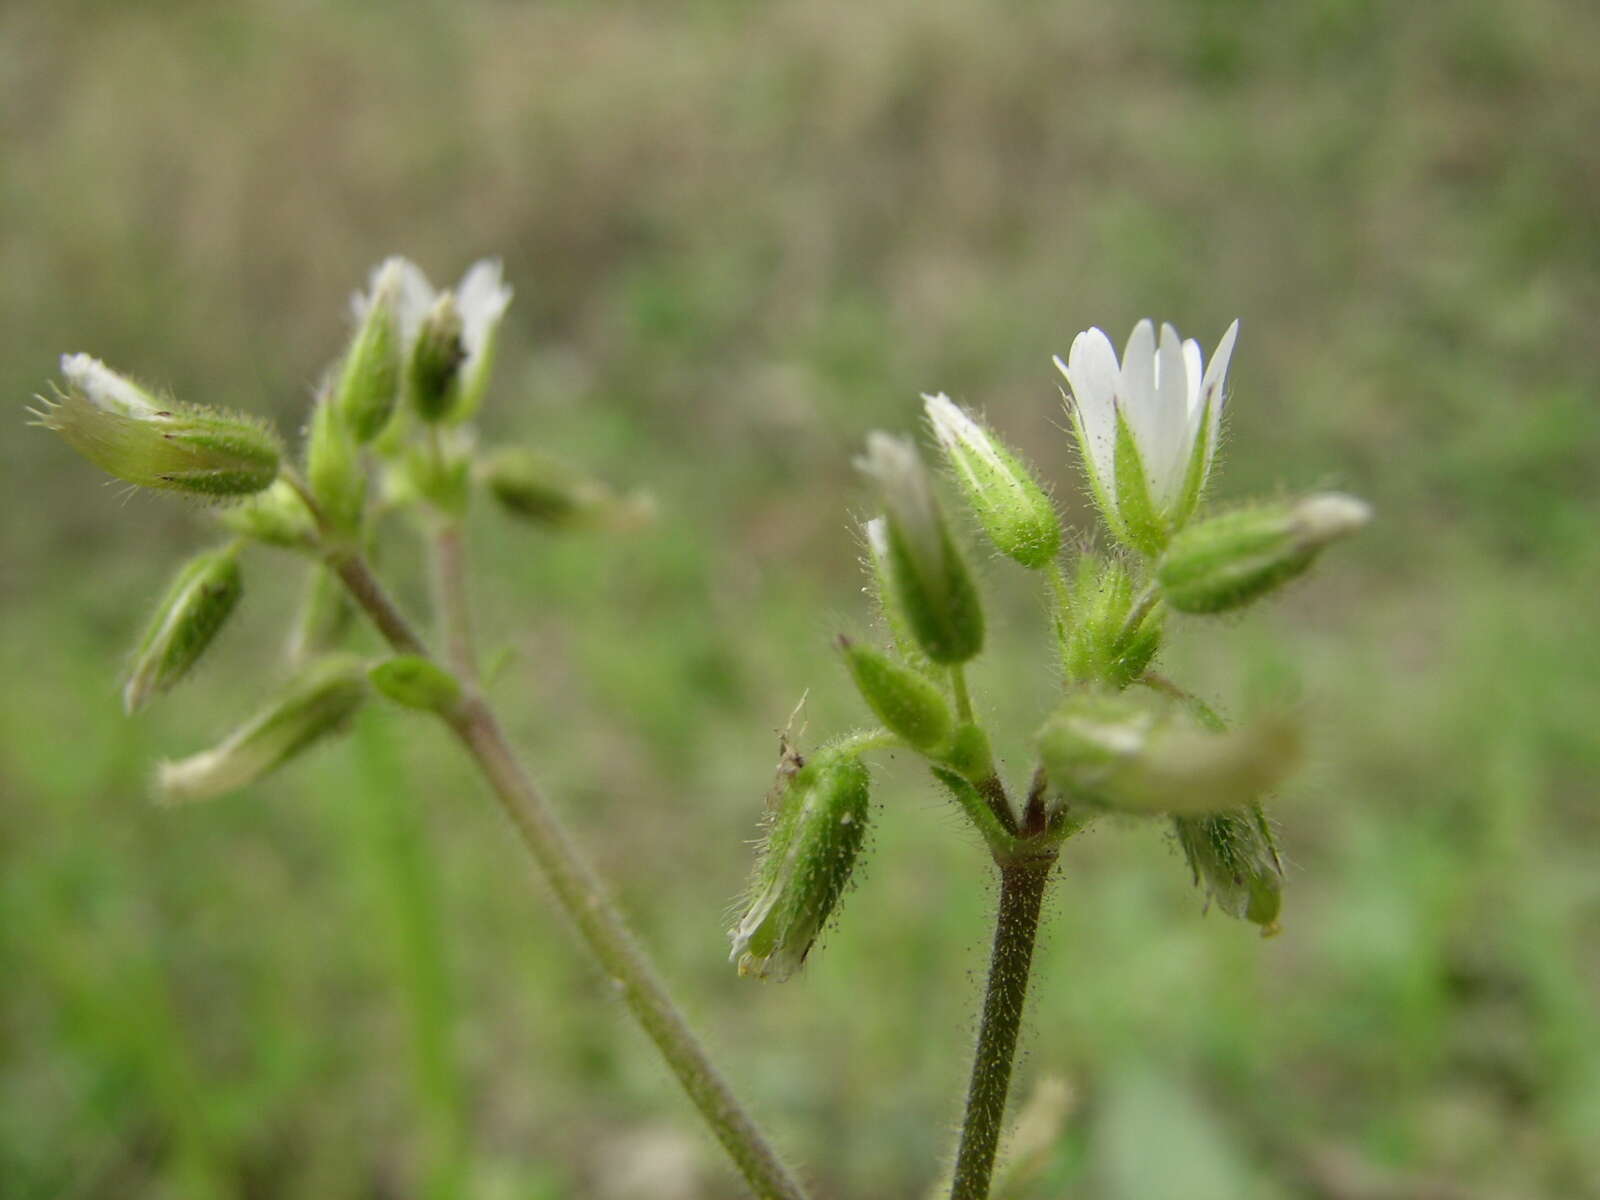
[3,1,1598,1196]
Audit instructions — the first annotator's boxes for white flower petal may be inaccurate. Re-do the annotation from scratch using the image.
[1182,338,1204,421]
[1117,320,1160,481]
[1059,327,1120,490]
[59,352,159,417]
[1149,322,1190,505]
[456,258,513,356]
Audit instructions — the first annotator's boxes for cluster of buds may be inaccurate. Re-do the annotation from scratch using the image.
[32,255,650,805]
[732,317,1368,965]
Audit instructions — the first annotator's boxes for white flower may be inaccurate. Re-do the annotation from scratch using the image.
[352,256,513,422]
[1054,318,1239,550]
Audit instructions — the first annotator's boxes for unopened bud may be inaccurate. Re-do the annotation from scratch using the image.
[838,638,952,754]
[369,655,462,714]
[34,354,281,499]
[483,448,654,532]
[156,656,368,803]
[1157,493,1371,614]
[856,432,984,664]
[218,479,317,550]
[1058,555,1161,688]
[923,394,1061,569]
[306,386,365,537]
[408,292,466,422]
[730,746,871,981]
[335,258,405,442]
[1036,691,1300,816]
[123,544,243,713]
[1175,808,1284,934]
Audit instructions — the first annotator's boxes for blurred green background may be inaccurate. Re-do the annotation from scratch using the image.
[4,1,1598,1197]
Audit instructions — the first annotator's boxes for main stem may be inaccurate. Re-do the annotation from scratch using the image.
[949,856,1054,1200]
[333,542,810,1200]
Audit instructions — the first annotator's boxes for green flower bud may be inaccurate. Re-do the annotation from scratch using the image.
[1057,554,1161,688]
[218,479,318,550]
[482,448,655,532]
[856,432,984,664]
[306,386,365,537]
[838,637,953,754]
[730,746,871,981]
[369,655,463,714]
[123,544,243,713]
[1036,691,1300,816]
[34,354,281,499]
[861,517,930,671]
[285,564,354,665]
[1174,808,1283,935]
[1157,493,1371,614]
[923,393,1061,569]
[156,656,368,803]
[408,291,466,422]
[334,258,405,442]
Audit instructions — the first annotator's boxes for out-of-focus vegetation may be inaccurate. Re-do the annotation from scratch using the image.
[3,1,1598,1196]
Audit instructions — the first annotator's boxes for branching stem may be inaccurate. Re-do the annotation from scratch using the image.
[325,535,810,1199]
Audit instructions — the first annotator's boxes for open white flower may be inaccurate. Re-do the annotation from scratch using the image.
[1055,318,1238,552]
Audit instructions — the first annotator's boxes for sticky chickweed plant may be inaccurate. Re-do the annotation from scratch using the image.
[35,256,1367,1200]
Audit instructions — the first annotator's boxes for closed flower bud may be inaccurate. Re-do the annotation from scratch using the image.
[123,543,243,713]
[156,655,368,803]
[306,386,365,537]
[334,258,406,442]
[483,447,655,532]
[856,433,984,664]
[408,292,466,422]
[218,479,318,550]
[730,746,871,981]
[1058,554,1161,688]
[838,637,953,754]
[369,655,462,714]
[861,517,929,670]
[34,354,281,499]
[1174,809,1283,934]
[1036,691,1300,816]
[923,393,1061,569]
[1157,493,1371,614]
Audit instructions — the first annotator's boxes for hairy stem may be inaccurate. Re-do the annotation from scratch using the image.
[430,521,477,684]
[330,544,809,1199]
[949,856,1054,1200]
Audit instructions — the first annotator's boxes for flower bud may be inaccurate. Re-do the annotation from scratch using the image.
[1157,493,1371,614]
[730,746,871,981]
[156,656,368,803]
[369,655,462,714]
[1036,691,1300,816]
[334,258,405,442]
[838,637,952,754]
[482,448,655,532]
[856,433,984,664]
[1057,554,1161,688]
[408,291,466,422]
[123,544,243,713]
[861,517,928,669]
[306,386,365,537]
[218,479,318,550]
[1174,809,1283,934]
[923,393,1060,569]
[34,354,281,499]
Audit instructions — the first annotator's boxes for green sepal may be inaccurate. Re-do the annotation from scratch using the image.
[306,389,365,538]
[1170,392,1216,532]
[938,721,995,783]
[1112,406,1166,555]
[219,479,318,551]
[1174,807,1284,935]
